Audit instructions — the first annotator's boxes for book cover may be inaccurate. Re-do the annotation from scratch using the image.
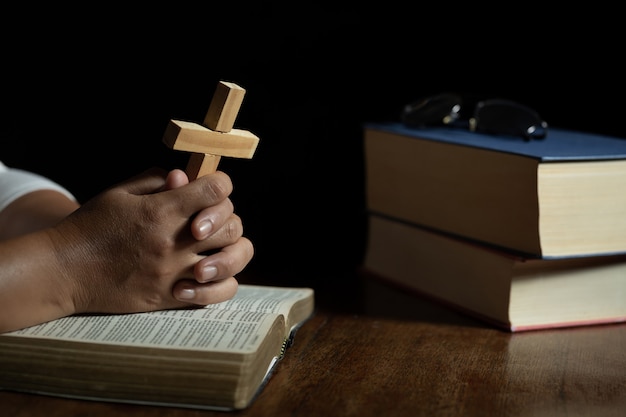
[365,123,626,161]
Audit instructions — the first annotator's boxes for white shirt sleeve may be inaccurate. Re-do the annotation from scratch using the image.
[0,161,77,212]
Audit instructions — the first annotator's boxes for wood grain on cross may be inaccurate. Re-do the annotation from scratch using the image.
[162,81,259,180]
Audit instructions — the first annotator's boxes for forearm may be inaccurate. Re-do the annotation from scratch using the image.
[0,190,79,240]
[0,230,77,333]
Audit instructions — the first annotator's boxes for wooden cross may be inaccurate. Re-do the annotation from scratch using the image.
[162,81,259,180]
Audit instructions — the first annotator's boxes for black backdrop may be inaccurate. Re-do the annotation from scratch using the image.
[2,5,624,288]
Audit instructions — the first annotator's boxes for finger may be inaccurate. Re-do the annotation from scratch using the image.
[172,276,239,305]
[191,198,235,240]
[161,169,189,191]
[192,213,244,255]
[171,224,251,285]
[194,237,254,283]
[156,171,233,218]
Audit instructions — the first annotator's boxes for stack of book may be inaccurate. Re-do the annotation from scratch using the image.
[362,122,626,332]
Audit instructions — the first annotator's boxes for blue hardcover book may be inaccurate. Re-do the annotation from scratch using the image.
[363,122,626,258]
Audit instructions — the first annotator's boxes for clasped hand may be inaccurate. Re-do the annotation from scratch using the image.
[0,168,253,333]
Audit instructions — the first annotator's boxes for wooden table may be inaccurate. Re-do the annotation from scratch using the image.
[2,269,625,417]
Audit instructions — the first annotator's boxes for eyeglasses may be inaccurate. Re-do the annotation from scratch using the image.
[401,93,548,141]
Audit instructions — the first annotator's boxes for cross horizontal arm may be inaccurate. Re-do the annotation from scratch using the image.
[162,120,259,159]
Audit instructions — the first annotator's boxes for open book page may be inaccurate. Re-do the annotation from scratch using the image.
[2,285,313,353]
[3,307,281,354]
[215,284,314,334]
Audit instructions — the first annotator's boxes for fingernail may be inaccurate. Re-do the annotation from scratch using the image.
[203,265,218,281]
[177,287,196,300]
[197,219,213,237]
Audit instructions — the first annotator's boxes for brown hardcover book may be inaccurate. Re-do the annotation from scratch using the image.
[363,214,626,332]
[0,284,314,410]
[364,123,626,258]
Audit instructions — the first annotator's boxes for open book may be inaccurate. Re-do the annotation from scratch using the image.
[0,284,315,410]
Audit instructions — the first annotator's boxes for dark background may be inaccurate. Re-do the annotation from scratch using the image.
[2,5,624,288]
